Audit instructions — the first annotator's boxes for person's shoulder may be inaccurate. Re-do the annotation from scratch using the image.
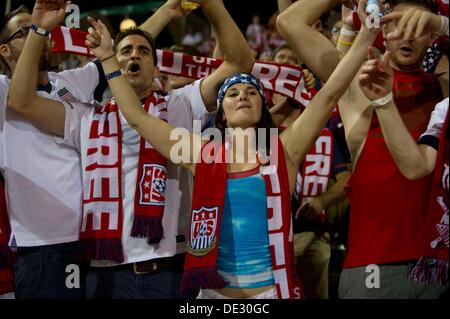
[435,97,449,112]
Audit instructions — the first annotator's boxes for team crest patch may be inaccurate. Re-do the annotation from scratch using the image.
[138,164,167,206]
[188,206,218,256]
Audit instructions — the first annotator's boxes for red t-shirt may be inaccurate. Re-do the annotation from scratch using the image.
[344,69,443,268]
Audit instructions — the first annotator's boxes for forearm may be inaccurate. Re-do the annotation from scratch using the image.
[8,32,45,112]
[102,58,169,151]
[269,98,292,127]
[202,0,253,71]
[282,28,377,165]
[375,101,436,179]
[139,5,177,39]
[336,23,357,55]
[277,0,341,82]
[317,171,350,208]
[102,58,197,167]
[322,28,376,99]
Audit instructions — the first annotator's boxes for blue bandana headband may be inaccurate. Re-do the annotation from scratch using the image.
[217,73,266,109]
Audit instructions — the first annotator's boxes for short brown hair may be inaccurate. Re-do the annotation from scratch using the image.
[0,5,31,43]
[0,5,31,73]
[114,28,157,66]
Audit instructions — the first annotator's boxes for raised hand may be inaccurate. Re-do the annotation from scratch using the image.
[302,69,316,90]
[342,3,356,27]
[31,0,70,31]
[161,0,195,18]
[356,0,383,34]
[381,8,444,40]
[85,17,114,61]
[359,46,393,101]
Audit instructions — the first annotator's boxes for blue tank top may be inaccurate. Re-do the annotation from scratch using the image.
[217,167,275,289]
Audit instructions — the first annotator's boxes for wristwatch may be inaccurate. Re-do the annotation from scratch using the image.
[31,24,50,37]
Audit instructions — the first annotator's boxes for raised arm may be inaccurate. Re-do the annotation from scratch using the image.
[281,0,379,169]
[198,0,255,110]
[139,0,188,39]
[7,0,68,136]
[277,0,342,82]
[86,18,201,173]
[359,48,439,180]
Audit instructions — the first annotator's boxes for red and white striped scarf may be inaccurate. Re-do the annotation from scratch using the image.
[180,138,301,299]
[410,108,449,285]
[50,26,311,108]
[295,128,334,223]
[76,94,168,263]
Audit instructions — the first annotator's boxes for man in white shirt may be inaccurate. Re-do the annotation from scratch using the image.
[0,4,106,299]
[7,0,254,299]
[0,0,198,298]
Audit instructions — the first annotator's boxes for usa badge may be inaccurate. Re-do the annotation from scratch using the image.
[188,206,218,256]
[138,164,167,206]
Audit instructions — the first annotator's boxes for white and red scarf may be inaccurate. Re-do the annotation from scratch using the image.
[76,94,168,263]
[294,128,334,222]
[180,138,301,299]
[50,26,311,108]
[410,109,449,285]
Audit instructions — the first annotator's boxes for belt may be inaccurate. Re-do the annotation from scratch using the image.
[117,254,185,275]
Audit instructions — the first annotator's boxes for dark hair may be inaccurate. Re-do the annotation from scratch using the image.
[387,0,438,13]
[0,5,31,43]
[0,5,31,72]
[214,84,277,155]
[114,28,157,66]
[169,44,200,57]
[272,45,296,62]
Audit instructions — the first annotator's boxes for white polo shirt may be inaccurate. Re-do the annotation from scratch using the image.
[60,79,214,266]
[0,62,101,247]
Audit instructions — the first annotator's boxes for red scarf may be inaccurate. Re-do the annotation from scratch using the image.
[180,138,301,299]
[50,26,311,108]
[76,94,168,263]
[410,108,449,285]
[295,128,334,223]
[278,125,334,223]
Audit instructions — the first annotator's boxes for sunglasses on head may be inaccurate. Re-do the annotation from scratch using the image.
[1,25,31,44]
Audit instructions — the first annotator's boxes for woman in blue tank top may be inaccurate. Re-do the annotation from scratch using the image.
[79,15,378,298]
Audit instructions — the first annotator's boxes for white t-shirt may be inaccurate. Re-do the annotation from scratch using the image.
[419,97,449,149]
[60,79,214,266]
[0,62,101,247]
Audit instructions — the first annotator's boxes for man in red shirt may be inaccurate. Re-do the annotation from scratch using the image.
[278,0,447,298]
